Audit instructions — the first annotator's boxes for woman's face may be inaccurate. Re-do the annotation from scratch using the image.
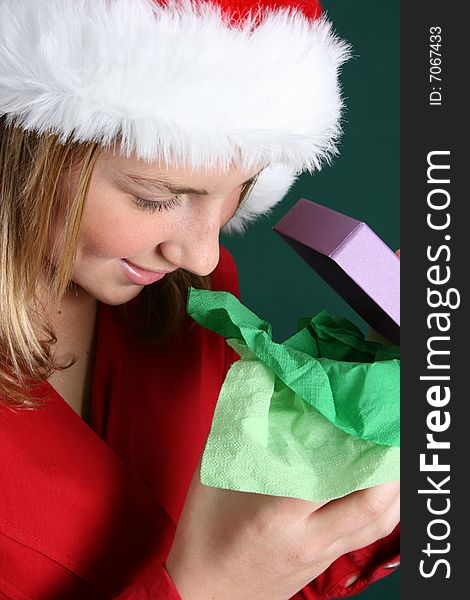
[50,150,261,306]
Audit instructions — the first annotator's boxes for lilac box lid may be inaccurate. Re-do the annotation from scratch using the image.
[273,198,400,344]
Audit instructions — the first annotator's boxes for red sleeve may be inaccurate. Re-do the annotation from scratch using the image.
[116,564,181,600]
[292,526,400,599]
[211,245,241,299]
[211,244,241,368]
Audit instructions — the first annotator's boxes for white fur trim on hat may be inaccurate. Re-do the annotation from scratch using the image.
[222,164,298,234]
[0,0,351,232]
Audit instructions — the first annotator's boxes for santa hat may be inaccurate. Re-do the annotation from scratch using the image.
[0,0,351,233]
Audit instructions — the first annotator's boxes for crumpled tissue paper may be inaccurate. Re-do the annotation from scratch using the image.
[187,288,400,502]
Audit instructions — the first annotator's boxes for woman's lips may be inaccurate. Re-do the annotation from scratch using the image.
[119,259,172,285]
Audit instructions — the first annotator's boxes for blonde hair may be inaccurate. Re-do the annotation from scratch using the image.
[0,119,254,409]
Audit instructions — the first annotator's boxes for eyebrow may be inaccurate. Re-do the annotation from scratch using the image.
[121,170,262,196]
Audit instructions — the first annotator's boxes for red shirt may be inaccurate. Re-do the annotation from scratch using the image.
[0,246,399,599]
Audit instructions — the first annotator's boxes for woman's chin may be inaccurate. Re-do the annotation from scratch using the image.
[84,281,145,306]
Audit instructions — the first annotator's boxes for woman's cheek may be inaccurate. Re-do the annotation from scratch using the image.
[221,188,244,225]
[79,197,164,259]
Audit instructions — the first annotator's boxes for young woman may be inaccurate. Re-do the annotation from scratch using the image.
[0,1,400,598]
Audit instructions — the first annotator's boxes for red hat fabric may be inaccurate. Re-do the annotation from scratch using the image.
[196,0,323,21]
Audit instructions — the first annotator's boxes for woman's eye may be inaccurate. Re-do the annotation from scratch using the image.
[134,195,182,213]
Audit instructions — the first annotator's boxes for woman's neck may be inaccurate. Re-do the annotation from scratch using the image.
[47,283,99,423]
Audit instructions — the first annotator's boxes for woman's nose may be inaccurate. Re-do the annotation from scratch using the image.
[158,212,221,276]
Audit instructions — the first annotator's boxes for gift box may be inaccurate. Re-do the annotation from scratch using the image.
[273,199,400,345]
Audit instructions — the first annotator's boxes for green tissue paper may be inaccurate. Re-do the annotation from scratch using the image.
[187,288,400,502]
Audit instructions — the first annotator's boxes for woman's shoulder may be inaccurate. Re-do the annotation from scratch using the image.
[210,245,240,298]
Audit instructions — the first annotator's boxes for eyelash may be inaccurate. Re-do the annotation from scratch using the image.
[134,195,182,213]
[134,179,253,215]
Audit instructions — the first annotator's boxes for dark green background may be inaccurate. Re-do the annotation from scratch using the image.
[221,1,400,598]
